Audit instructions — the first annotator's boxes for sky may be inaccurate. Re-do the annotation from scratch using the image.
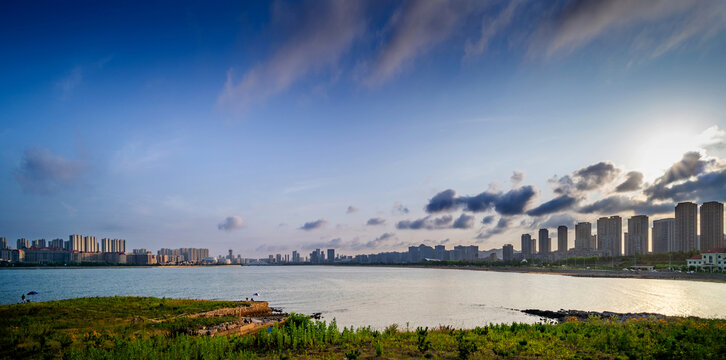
[2,0,726,258]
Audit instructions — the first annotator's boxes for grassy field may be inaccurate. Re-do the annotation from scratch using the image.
[2,297,725,359]
[0,296,245,359]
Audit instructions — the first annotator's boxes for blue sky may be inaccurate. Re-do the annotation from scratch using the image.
[2,0,726,257]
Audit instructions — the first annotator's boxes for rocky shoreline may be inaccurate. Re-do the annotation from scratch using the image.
[522,309,669,323]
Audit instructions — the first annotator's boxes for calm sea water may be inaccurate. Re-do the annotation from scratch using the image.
[3,266,725,329]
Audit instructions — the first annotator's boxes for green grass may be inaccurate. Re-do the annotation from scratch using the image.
[2,297,725,359]
[0,296,246,359]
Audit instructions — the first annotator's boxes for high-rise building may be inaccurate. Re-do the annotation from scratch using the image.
[101,238,111,252]
[700,201,724,251]
[627,215,649,255]
[101,238,126,253]
[530,238,536,255]
[275,253,282,263]
[310,248,323,263]
[557,226,568,253]
[49,238,64,249]
[575,222,592,250]
[84,236,98,252]
[538,229,550,254]
[31,239,46,248]
[502,244,514,262]
[408,246,420,262]
[17,238,30,249]
[68,234,84,251]
[0,237,6,249]
[418,244,434,260]
[434,245,446,260]
[454,245,478,261]
[327,249,335,263]
[652,218,675,253]
[167,248,209,262]
[292,250,300,263]
[597,216,622,256]
[521,234,532,257]
[675,202,698,251]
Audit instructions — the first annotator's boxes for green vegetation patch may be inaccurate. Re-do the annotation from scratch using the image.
[3,297,726,359]
[0,296,247,359]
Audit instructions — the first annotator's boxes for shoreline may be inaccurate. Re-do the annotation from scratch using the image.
[0,264,241,269]
[4,262,726,283]
[360,263,726,283]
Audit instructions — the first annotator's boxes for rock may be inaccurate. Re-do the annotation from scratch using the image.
[522,309,667,323]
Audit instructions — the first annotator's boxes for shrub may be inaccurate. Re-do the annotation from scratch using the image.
[345,348,360,360]
[455,331,478,360]
[416,327,431,354]
[384,323,398,336]
[374,340,383,357]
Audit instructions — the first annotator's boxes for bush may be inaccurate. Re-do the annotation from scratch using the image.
[417,327,431,354]
[455,331,478,360]
[384,323,398,336]
[374,340,383,357]
[345,348,360,360]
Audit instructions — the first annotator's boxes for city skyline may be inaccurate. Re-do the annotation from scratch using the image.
[2,1,726,257]
[3,198,723,260]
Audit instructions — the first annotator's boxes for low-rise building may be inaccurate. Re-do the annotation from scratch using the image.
[24,247,69,264]
[103,252,127,264]
[70,252,105,263]
[687,248,726,271]
[127,253,156,265]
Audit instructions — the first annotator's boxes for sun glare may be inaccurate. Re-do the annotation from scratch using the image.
[635,127,702,181]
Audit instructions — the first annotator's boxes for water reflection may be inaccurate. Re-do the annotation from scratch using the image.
[3,266,725,329]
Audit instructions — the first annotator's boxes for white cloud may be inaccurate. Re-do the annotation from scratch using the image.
[531,0,726,59]
[364,0,470,85]
[217,0,366,115]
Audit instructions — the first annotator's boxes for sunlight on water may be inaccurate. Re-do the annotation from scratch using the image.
[3,266,726,329]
